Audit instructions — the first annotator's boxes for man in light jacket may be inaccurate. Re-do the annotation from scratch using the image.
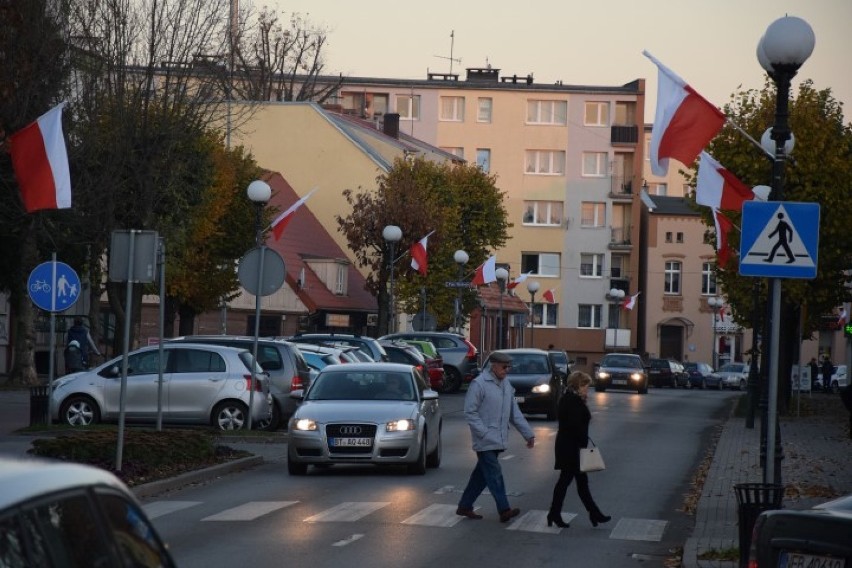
[456,351,535,523]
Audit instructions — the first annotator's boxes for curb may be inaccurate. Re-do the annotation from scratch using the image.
[132,454,264,499]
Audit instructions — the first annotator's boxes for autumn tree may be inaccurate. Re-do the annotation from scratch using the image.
[336,157,510,335]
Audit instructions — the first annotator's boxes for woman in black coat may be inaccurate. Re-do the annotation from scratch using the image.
[547,371,610,528]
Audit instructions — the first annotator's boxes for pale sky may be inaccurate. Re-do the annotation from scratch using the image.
[264,0,851,123]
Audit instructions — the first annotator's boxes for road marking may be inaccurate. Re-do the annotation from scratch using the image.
[402,504,467,527]
[201,501,298,521]
[332,534,364,547]
[143,501,201,520]
[500,453,516,461]
[609,518,667,541]
[506,510,577,533]
[433,485,456,494]
[304,502,389,522]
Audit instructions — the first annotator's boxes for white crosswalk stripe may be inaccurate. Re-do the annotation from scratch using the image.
[609,518,668,541]
[401,504,466,527]
[201,501,298,521]
[144,501,201,520]
[505,510,578,533]
[304,501,389,522]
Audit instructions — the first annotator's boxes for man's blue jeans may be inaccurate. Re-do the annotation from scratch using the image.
[458,450,510,512]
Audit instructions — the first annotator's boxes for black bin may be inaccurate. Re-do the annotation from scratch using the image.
[29,385,50,426]
[734,483,784,568]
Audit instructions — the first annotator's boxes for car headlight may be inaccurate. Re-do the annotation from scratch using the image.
[532,383,551,394]
[630,373,643,381]
[386,419,415,432]
[292,418,317,431]
[597,371,610,379]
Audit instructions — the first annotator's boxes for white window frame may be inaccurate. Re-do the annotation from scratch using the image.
[584,102,609,126]
[582,152,608,177]
[440,96,465,121]
[580,253,604,278]
[526,100,567,125]
[578,305,603,329]
[525,150,566,175]
[523,201,563,226]
[610,255,625,278]
[441,147,464,159]
[664,260,682,295]
[580,202,605,227]
[531,302,558,327]
[476,148,491,172]
[477,97,492,123]
[702,262,717,295]
[396,94,420,120]
[522,252,560,277]
[335,264,346,295]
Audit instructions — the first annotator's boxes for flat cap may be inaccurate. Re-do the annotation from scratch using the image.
[489,351,512,364]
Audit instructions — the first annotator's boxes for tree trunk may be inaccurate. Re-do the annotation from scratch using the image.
[178,303,196,336]
[8,222,40,386]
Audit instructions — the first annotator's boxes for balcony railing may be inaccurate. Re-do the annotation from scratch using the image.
[610,176,633,198]
[611,125,638,145]
[610,226,632,247]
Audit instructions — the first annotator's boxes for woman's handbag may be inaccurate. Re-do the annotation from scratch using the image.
[579,438,606,472]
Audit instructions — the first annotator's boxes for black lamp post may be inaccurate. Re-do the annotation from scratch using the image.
[382,225,402,335]
[495,268,508,350]
[246,179,271,431]
[756,15,814,485]
[527,280,540,348]
[454,249,468,332]
[708,296,724,369]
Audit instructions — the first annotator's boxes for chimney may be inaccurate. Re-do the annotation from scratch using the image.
[383,113,400,139]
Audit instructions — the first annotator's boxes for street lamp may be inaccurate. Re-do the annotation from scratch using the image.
[527,280,540,348]
[606,288,625,351]
[383,225,402,334]
[453,249,469,332]
[246,179,271,431]
[707,296,724,369]
[495,268,509,350]
[757,15,814,486]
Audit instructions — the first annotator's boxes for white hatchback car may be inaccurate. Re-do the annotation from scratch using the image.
[716,362,751,390]
[814,364,848,393]
[51,343,271,430]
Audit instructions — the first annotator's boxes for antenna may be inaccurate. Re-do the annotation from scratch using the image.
[433,30,462,75]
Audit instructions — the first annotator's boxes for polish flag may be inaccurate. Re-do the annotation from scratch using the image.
[622,292,641,310]
[696,152,754,211]
[410,234,430,276]
[542,289,556,304]
[507,271,532,290]
[713,209,735,267]
[644,51,726,176]
[471,256,496,286]
[269,188,316,240]
[9,102,72,213]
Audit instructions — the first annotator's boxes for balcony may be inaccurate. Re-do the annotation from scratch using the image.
[609,176,634,200]
[609,227,632,250]
[611,125,638,145]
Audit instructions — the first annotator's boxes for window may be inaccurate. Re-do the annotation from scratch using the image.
[580,253,604,277]
[610,255,625,278]
[440,96,465,121]
[531,302,558,327]
[702,262,717,295]
[664,260,682,294]
[526,100,567,125]
[523,201,563,226]
[584,102,609,126]
[396,94,420,120]
[665,232,673,243]
[582,152,608,177]
[525,150,566,175]
[476,148,491,172]
[335,264,346,295]
[441,147,464,159]
[172,349,226,373]
[477,97,492,122]
[578,305,603,328]
[676,232,684,243]
[654,182,668,196]
[521,253,560,277]
[581,202,605,227]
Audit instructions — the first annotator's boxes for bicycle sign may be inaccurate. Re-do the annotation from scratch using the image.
[27,261,81,313]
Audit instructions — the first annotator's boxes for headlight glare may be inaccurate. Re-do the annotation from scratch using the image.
[630,373,643,381]
[598,371,610,379]
[293,418,317,431]
[532,383,551,394]
[386,419,415,432]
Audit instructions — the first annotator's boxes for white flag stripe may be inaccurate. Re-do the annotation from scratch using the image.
[201,501,298,521]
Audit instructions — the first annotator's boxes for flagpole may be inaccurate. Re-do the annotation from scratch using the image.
[725,118,774,162]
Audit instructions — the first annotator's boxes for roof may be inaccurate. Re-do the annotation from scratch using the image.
[645,195,701,216]
[477,283,530,312]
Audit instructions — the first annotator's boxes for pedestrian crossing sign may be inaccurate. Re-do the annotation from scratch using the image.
[739,201,819,279]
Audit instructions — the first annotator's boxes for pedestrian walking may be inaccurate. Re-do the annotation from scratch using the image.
[821,356,834,392]
[547,371,611,528]
[808,357,819,390]
[63,340,84,374]
[456,351,535,523]
[66,317,100,368]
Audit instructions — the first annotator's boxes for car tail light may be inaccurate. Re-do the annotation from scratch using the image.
[415,364,424,374]
[243,375,265,392]
[463,339,477,362]
[290,375,304,391]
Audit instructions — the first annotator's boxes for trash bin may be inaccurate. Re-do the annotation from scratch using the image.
[29,385,50,426]
[734,483,784,568]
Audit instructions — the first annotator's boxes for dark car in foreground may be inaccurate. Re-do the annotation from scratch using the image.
[547,349,573,380]
[594,353,648,394]
[684,362,722,389]
[379,332,479,393]
[486,348,563,420]
[749,493,852,567]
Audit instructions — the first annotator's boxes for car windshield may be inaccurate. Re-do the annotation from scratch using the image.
[503,354,549,375]
[719,364,745,372]
[306,370,415,401]
[601,355,642,369]
[684,363,698,371]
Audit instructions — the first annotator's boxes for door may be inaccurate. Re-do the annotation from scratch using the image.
[659,325,684,360]
[166,348,229,422]
[103,350,169,420]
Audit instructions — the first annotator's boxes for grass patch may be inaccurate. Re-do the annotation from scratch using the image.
[698,547,739,561]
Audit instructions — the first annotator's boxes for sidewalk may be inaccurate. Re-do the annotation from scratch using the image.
[682,394,852,568]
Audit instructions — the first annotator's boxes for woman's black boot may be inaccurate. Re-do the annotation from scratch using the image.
[547,511,570,528]
[589,510,611,527]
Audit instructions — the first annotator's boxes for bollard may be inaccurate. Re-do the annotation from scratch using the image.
[29,385,50,426]
[734,483,784,568]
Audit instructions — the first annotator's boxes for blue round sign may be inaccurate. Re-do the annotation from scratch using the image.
[27,261,81,312]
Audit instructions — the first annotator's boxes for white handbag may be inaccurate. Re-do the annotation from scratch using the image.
[579,438,606,472]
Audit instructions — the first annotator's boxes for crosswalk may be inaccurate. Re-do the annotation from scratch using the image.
[143,499,667,540]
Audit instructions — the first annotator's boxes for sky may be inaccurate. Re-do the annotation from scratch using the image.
[264,0,852,123]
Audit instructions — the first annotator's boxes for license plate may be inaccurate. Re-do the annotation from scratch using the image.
[780,551,845,568]
[330,437,372,447]
[514,396,525,403]
[612,379,627,385]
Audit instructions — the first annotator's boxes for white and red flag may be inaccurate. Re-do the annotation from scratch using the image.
[542,289,556,304]
[269,188,316,240]
[837,307,848,327]
[621,292,641,311]
[409,233,431,276]
[696,152,754,211]
[471,256,496,286]
[9,102,72,213]
[713,209,735,267]
[507,271,532,290]
[644,51,726,176]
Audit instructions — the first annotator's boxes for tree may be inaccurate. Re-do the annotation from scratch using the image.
[336,157,510,334]
[692,79,852,410]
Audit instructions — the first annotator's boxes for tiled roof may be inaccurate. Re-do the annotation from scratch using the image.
[477,283,530,312]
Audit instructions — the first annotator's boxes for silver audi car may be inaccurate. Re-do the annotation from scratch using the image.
[287,362,442,475]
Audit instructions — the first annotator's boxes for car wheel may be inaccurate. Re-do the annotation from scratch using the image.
[546,393,558,421]
[594,382,606,393]
[212,401,249,430]
[287,458,308,475]
[443,367,463,394]
[638,382,648,395]
[739,379,747,391]
[408,435,427,475]
[426,425,442,468]
[256,401,281,431]
[700,379,706,390]
[60,395,100,426]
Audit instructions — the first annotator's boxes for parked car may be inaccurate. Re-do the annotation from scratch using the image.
[485,348,564,420]
[379,340,445,392]
[51,343,271,430]
[292,342,361,367]
[594,353,649,394]
[170,335,311,430]
[717,362,751,390]
[813,364,848,394]
[287,362,442,475]
[379,332,479,393]
[547,349,574,379]
[0,457,176,567]
[648,358,682,388]
[398,339,440,360]
[684,362,723,390]
[290,333,389,362]
[749,492,852,567]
